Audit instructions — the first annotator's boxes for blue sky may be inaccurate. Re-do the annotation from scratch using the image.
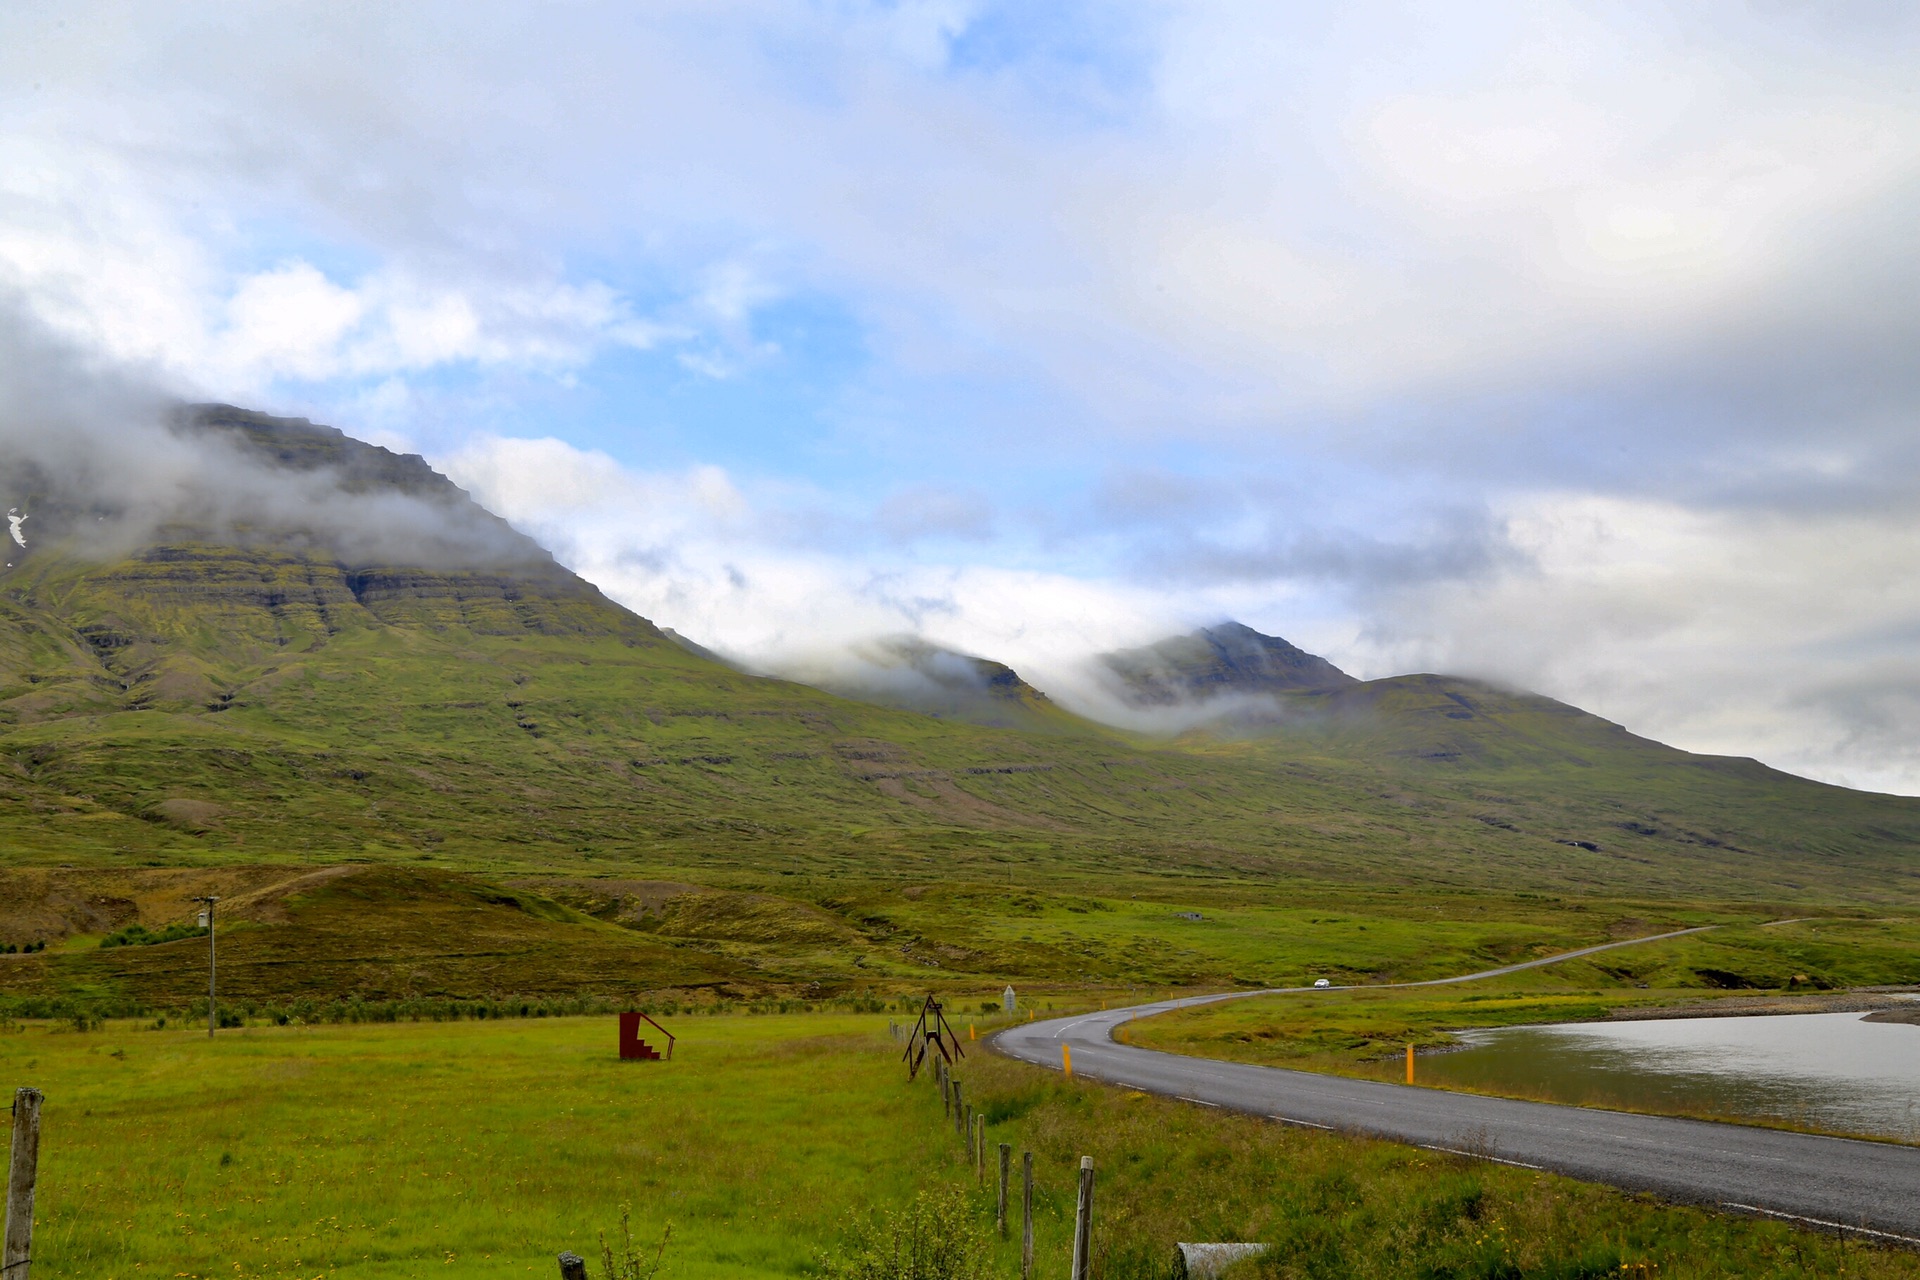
[6,1,1920,790]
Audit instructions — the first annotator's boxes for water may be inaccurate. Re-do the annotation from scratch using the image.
[1419,1011,1920,1141]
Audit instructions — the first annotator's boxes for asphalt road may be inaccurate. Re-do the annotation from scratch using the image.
[993,932,1920,1242]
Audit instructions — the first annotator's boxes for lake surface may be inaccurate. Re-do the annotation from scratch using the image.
[1419,1010,1920,1141]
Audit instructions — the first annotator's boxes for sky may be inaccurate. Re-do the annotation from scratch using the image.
[4,1,1920,791]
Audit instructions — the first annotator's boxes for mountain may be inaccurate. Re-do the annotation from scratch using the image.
[781,635,1079,733]
[1099,621,1355,710]
[1,405,1918,913]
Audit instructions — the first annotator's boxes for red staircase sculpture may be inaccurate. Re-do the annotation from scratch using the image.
[618,1011,675,1061]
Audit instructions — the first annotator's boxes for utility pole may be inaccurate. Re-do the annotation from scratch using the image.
[191,896,219,1037]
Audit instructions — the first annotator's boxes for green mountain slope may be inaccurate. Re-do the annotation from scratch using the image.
[0,407,1917,909]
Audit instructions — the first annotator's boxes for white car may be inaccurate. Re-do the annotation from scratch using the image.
[1313,978,1332,988]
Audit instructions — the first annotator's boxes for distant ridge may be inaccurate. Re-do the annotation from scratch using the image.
[1098,621,1354,707]
[792,635,1075,733]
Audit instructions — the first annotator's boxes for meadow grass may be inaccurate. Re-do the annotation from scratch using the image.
[9,1011,1920,1279]
[4,1013,955,1280]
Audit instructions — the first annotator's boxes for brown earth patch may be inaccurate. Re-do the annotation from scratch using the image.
[508,877,716,922]
[0,865,327,942]
[867,773,1067,831]
[153,797,227,831]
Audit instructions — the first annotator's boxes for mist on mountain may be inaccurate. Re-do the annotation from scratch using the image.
[0,306,545,574]
[1005,621,1359,736]
[754,634,1069,732]
[729,619,1382,740]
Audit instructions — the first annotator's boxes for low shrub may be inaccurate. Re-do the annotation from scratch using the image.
[99,922,207,949]
[598,1207,671,1280]
[824,1188,987,1280]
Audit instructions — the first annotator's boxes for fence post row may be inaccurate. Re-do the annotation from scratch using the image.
[1021,1150,1035,1280]
[914,1036,1042,1280]
[1070,1155,1095,1280]
[4,1087,43,1280]
[997,1142,1011,1236]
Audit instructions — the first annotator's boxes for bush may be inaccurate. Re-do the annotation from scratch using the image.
[824,1188,986,1280]
[100,922,207,949]
[598,1207,670,1280]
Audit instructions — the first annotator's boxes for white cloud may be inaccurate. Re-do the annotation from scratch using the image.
[2,2,1916,436]
[222,263,365,380]
[440,433,1198,700]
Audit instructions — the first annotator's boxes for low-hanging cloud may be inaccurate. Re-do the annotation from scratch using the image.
[0,301,545,571]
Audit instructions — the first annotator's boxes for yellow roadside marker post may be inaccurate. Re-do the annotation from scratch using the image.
[1063,1044,1073,1078]
[1406,1043,1415,1084]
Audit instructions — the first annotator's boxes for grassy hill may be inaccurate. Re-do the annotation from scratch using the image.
[3,405,1920,1007]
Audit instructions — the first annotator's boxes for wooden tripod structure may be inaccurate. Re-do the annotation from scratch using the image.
[902,993,964,1081]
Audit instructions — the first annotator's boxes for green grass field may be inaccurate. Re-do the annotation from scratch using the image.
[9,1010,1920,1279]
[10,1013,945,1280]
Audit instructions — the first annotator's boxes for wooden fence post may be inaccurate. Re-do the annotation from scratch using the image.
[556,1252,586,1280]
[941,1062,951,1118]
[976,1115,986,1182]
[963,1104,974,1155]
[5,1087,43,1280]
[997,1142,1011,1236]
[952,1080,964,1137]
[1021,1151,1034,1280]
[1070,1155,1094,1280]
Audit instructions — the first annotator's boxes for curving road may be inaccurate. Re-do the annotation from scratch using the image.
[993,930,1920,1242]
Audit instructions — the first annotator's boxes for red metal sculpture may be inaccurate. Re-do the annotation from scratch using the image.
[618,1011,675,1061]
